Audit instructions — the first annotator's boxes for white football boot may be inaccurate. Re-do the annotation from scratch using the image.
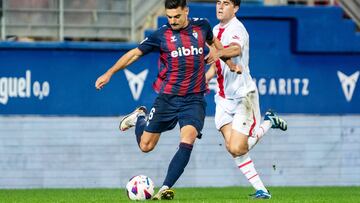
[119,106,147,131]
[152,186,175,200]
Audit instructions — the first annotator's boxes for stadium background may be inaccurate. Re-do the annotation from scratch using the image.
[0,0,359,189]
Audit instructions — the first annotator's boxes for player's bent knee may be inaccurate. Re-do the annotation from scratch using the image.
[224,141,231,152]
[139,132,160,153]
[228,144,248,157]
[139,142,155,153]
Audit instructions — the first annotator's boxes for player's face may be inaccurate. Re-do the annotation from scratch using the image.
[216,0,238,23]
[165,6,189,30]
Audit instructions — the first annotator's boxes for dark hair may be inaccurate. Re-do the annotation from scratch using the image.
[165,0,187,9]
[230,0,241,7]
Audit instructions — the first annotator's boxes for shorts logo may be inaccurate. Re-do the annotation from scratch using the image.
[124,69,148,101]
[337,71,359,102]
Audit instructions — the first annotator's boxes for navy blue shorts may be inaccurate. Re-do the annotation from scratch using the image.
[144,93,206,136]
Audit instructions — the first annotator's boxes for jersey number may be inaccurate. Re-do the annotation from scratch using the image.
[148,107,156,120]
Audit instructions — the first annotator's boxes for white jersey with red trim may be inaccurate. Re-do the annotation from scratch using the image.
[213,17,257,99]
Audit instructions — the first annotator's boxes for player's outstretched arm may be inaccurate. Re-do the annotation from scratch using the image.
[208,37,242,74]
[205,37,223,64]
[95,48,143,90]
[218,43,242,59]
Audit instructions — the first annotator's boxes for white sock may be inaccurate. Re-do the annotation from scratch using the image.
[234,153,268,192]
[159,185,169,192]
[248,120,272,150]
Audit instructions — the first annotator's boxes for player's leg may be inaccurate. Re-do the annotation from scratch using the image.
[220,125,270,198]
[162,125,198,186]
[119,107,161,152]
[137,131,160,152]
[119,94,177,153]
[214,98,234,152]
[233,152,270,199]
[228,94,270,198]
[219,123,232,152]
[248,90,288,150]
[134,105,162,152]
[153,125,198,200]
[141,94,180,154]
[228,92,256,156]
[220,123,268,196]
[247,90,272,150]
[153,94,206,200]
[119,106,156,150]
[229,132,270,198]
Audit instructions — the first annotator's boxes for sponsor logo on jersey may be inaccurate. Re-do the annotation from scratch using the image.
[171,46,204,58]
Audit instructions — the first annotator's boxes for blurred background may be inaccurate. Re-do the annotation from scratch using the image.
[0,0,359,189]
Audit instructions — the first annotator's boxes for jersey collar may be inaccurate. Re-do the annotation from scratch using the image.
[219,16,237,29]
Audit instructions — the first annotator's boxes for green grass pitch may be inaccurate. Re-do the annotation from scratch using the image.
[1,186,359,203]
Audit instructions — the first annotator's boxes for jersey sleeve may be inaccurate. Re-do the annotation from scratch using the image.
[137,31,161,55]
[203,19,214,43]
[229,26,248,48]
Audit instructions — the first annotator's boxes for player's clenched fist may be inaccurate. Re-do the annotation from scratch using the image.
[229,64,242,74]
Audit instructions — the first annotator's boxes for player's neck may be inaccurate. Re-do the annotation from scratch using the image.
[220,16,236,27]
[181,19,190,29]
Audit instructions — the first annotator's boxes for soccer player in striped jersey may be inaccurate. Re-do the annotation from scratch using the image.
[95,0,232,200]
[205,0,288,199]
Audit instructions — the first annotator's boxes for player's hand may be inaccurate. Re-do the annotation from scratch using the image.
[95,72,111,90]
[205,45,219,65]
[230,65,242,74]
[225,59,242,74]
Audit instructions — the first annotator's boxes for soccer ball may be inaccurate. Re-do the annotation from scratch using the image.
[126,175,155,200]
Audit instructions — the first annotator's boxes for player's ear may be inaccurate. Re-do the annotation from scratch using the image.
[184,6,189,15]
[234,5,239,13]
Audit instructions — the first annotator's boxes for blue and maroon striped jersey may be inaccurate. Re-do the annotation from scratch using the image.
[137,18,213,96]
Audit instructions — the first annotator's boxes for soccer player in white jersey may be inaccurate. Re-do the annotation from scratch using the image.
[206,0,288,199]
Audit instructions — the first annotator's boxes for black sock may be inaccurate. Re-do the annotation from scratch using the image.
[135,116,146,145]
[163,142,193,188]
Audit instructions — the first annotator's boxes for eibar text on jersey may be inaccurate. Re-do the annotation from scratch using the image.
[171,46,204,58]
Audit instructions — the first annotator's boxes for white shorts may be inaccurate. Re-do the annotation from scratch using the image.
[214,90,261,136]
